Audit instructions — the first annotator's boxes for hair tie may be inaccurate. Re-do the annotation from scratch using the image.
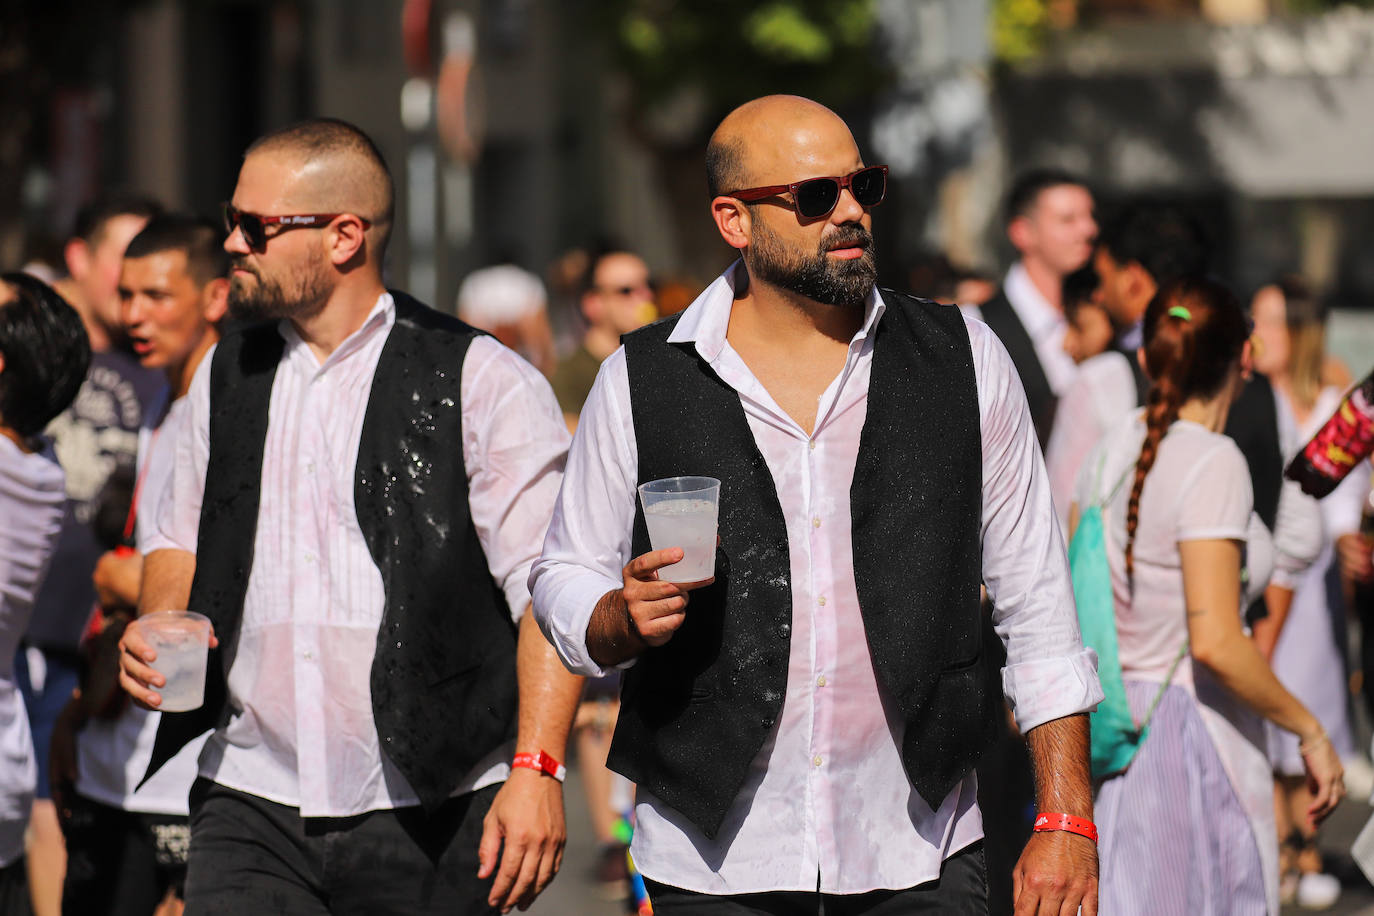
[1167,305,1192,322]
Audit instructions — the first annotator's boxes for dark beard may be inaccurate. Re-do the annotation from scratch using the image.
[228,260,332,323]
[747,220,877,309]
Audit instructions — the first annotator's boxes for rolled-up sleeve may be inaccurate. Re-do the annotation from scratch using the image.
[462,336,570,623]
[530,348,638,676]
[967,317,1105,733]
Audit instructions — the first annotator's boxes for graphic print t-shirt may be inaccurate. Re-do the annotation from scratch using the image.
[24,349,165,652]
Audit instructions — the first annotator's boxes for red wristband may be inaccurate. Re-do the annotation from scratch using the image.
[512,751,566,782]
[1033,812,1098,843]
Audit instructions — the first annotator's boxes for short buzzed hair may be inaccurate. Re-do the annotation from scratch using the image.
[1005,168,1088,225]
[246,117,395,253]
[705,135,748,199]
[124,215,228,286]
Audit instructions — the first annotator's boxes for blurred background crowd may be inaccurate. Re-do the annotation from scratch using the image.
[2,0,1373,914]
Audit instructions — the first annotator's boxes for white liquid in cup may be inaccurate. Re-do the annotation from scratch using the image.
[644,498,719,583]
[142,611,211,712]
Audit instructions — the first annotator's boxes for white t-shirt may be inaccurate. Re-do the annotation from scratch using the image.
[1075,413,1271,683]
[75,395,207,815]
[0,437,66,865]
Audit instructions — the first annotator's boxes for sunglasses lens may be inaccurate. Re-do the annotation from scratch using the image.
[851,167,886,207]
[794,178,841,219]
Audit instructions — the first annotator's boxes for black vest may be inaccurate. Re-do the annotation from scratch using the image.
[613,289,996,840]
[145,292,517,813]
[980,288,1056,449]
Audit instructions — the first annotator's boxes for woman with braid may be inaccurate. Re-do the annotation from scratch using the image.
[1069,276,1344,914]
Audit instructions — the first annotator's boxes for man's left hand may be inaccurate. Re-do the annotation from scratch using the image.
[478,766,566,913]
[1012,830,1098,916]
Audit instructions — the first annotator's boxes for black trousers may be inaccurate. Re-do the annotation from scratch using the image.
[182,779,500,915]
[0,859,29,916]
[643,841,988,915]
[61,791,189,916]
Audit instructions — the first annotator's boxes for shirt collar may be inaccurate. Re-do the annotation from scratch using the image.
[667,260,886,363]
[1003,261,1062,338]
[279,292,395,371]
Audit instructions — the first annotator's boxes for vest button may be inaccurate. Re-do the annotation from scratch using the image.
[761,716,774,728]
[778,623,790,638]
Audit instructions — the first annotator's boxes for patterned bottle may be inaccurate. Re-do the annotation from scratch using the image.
[1285,368,1374,498]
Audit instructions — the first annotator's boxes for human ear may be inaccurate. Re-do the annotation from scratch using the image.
[203,278,230,324]
[710,197,750,251]
[65,238,92,280]
[328,215,369,266]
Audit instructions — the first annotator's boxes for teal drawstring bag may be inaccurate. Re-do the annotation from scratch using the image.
[1069,456,1185,781]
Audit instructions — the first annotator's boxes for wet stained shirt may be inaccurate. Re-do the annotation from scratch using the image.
[531,264,1104,895]
[146,293,570,817]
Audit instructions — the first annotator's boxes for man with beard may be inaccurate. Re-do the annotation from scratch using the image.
[532,95,1104,915]
[116,119,582,915]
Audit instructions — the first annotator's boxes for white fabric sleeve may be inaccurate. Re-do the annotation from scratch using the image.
[1269,478,1324,588]
[460,336,570,624]
[1176,438,1253,542]
[530,348,639,677]
[965,318,1105,733]
[141,348,214,556]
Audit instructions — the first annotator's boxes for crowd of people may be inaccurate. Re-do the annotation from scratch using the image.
[0,92,1370,916]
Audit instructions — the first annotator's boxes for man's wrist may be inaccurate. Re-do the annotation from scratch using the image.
[512,750,567,782]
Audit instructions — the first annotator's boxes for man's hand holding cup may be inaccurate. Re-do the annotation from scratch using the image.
[622,546,715,647]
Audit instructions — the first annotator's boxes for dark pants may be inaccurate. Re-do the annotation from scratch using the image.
[183,779,500,915]
[643,842,988,915]
[0,859,30,916]
[61,792,189,916]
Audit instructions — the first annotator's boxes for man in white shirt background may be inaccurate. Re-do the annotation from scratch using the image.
[532,95,1104,916]
[51,214,227,916]
[972,170,1097,449]
[117,119,582,915]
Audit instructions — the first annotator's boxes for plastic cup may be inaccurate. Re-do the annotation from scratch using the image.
[140,610,212,712]
[638,476,721,584]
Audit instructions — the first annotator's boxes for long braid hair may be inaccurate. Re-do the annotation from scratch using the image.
[1124,276,1251,581]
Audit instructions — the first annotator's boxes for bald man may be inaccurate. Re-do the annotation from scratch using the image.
[533,96,1104,915]
[116,119,582,915]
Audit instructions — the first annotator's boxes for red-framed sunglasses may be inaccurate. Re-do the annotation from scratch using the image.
[223,203,371,251]
[726,165,889,220]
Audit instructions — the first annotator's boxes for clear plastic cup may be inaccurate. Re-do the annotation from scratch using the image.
[140,610,212,712]
[638,476,721,584]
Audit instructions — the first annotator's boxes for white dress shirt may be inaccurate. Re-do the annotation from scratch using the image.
[147,293,569,817]
[76,395,207,815]
[0,437,65,867]
[531,265,1103,895]
[1003,262,1078,397]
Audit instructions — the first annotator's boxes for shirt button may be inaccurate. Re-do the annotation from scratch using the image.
[304,553,316,564]
[817,675,827,687]
[813,755,823,767]
[303,650,313,660]
[812,516,821,528]
[817,596,827,607]
[808,440,816,451]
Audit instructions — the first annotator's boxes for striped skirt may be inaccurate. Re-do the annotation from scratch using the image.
[1096,681,1269,915]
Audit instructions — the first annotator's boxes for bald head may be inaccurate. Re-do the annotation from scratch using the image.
[245,118,394,255]
[705,96,855,199]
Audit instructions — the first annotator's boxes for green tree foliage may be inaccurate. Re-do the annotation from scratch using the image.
[992,0,1051,63]
[596,0,890,144]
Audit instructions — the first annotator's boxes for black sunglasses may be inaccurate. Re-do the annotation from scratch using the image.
[223,203,371,252]
[725,166,889,220]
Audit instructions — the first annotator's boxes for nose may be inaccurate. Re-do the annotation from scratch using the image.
[225,223,249,254]
[122,293,146,327]
[831,186,866,224]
